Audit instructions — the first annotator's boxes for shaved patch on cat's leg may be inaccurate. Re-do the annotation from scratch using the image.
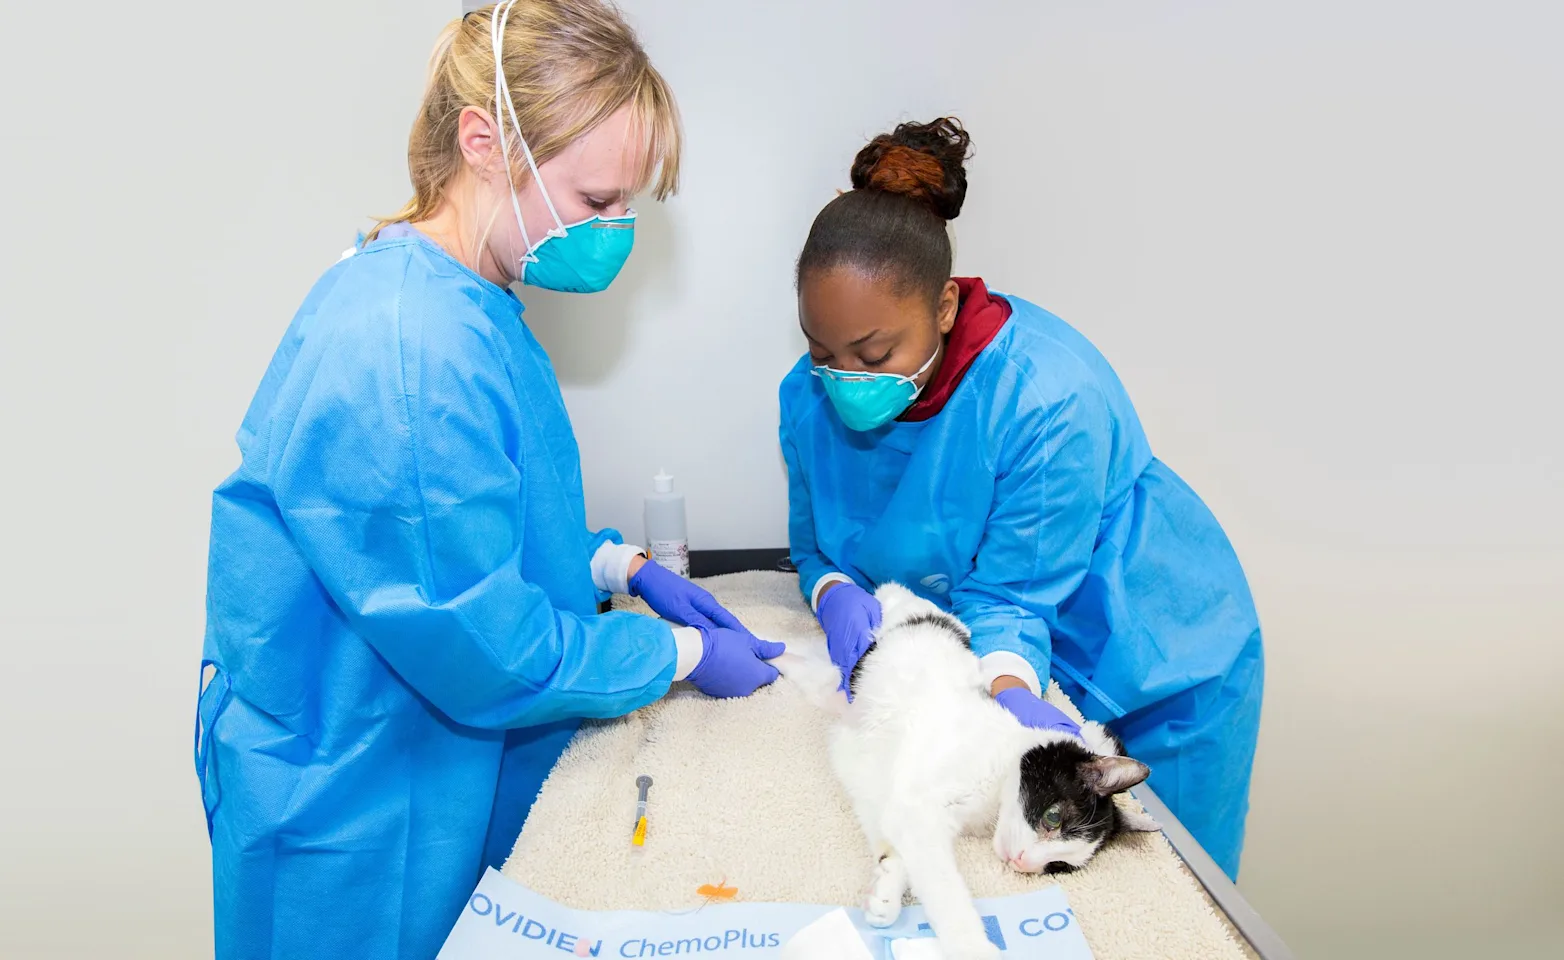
[863,852,907,928]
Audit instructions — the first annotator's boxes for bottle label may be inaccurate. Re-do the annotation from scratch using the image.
[650,539,689,578]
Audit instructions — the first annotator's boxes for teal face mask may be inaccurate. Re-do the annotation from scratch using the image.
[490,3,635,294]
[519,212,636,294]
[812,347,940,432]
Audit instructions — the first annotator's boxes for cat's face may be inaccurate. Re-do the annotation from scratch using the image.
[993,739,1150,874]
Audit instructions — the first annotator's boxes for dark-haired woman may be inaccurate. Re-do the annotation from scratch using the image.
[780,119,1264,879]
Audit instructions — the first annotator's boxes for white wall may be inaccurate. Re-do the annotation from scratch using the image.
[0,3,454,957]
[2,1,1559,958]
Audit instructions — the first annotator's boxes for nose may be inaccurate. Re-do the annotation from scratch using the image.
[1007,853,1027,871]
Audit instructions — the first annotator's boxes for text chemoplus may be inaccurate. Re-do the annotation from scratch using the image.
[617,930,781,956]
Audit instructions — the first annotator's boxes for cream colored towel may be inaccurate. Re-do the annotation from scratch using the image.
[502,571,1245,960]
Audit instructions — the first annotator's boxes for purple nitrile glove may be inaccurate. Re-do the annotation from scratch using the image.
[686,625,786,699]
[630,560,745,632]
[817,581,881,690]
[995,688,1083,737]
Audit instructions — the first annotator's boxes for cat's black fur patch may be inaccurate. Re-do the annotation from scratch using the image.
[1018,740,1122,846]
[847,641,875,695]
[1042,861,1077,875]
[899,611,972,647]
[848,609,971,696]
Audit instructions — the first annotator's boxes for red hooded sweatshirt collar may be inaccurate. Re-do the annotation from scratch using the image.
[899,277,1011,422]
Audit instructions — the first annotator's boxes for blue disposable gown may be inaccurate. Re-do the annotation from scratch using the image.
[196,231,677,959]
[780,294,1264,878]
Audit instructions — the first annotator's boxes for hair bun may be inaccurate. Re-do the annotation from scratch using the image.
[849,117,971,220]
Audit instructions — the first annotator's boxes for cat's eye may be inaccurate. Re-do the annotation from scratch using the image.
[1042,804,1062,830]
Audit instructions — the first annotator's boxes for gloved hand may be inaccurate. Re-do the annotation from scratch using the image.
[630,560,745,632]
[686,625,786,699]
[817,581,881,687]
[995,688,1083,737]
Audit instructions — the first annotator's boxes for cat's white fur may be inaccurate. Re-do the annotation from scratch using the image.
[779,583,1155,960]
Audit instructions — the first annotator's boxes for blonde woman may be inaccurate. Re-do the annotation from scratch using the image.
[194,4,781,956]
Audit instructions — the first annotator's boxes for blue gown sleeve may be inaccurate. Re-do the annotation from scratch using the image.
[271,312,676,731]
[780,414,836,604]
[588,527,625,556]
[950,382,1112,687]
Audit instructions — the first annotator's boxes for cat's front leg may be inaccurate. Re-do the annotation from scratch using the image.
[883,818,1000,960]
[863,853,907,928]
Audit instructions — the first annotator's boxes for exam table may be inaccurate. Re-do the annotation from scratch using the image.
[500,552,1293,960]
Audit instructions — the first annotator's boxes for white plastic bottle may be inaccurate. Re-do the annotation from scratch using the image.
[643,470,690,577]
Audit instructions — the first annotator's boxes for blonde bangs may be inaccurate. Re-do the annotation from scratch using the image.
[624,68,682,201]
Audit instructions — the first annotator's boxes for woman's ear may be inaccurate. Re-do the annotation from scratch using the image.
[936,279,961,335]
[457,106,504,179]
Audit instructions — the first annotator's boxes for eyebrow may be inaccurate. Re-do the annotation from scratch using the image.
[802,329,883,349]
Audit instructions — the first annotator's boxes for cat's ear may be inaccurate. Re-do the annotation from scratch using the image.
[1081,756,1150,796]
[1116,803,1162,832]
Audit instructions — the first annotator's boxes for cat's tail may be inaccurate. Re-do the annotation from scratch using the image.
[772,642,850,717]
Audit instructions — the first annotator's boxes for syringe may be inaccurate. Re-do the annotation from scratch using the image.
[631,775,653,847]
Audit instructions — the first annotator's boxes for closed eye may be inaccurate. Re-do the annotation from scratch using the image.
[862,350,894,367]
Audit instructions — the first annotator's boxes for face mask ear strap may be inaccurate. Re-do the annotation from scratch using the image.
[489,1,535,254]
[904,341,942,392]
[492,1,567,241]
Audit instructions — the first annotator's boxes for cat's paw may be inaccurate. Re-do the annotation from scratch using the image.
[862,857,906,928]
[862,889,902,928]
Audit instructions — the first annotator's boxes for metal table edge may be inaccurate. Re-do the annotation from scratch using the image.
[1131,786,1294,960]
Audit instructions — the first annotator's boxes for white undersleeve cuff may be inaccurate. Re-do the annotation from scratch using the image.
[672,627,704,682]
[591,541,645,596]
[978,651,1042,698]
[810,572,855,613]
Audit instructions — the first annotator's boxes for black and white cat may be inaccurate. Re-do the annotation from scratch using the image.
[778,583,1159,960]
